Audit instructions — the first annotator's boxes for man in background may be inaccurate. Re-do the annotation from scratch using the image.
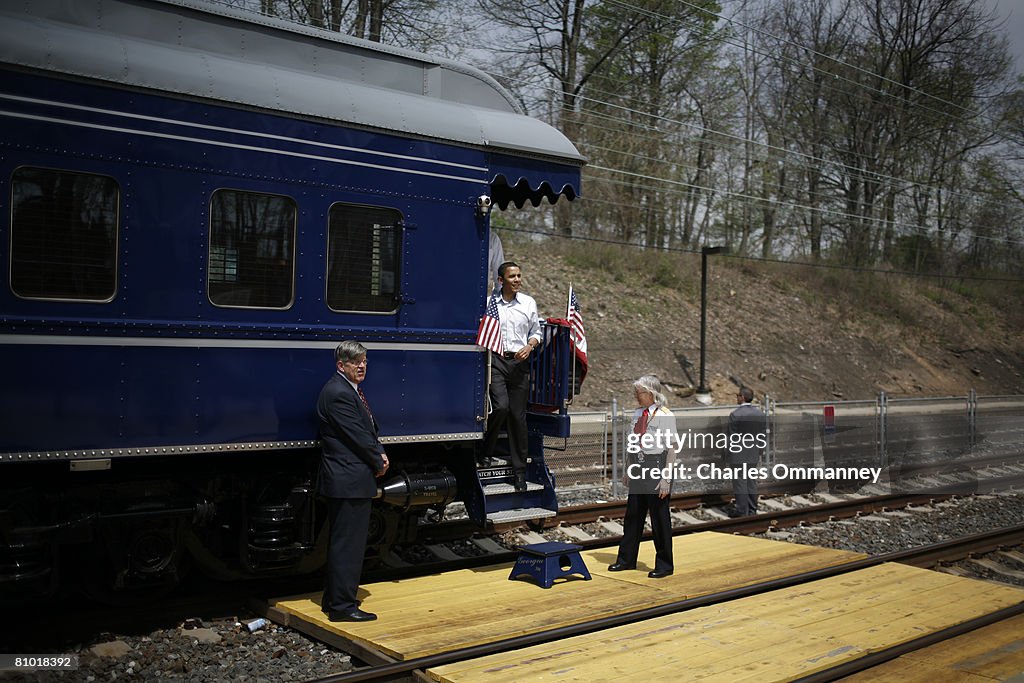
[727,386,766,517]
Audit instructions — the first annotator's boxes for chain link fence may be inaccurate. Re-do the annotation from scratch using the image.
[543,411,609,489]
[546,392,1024,499]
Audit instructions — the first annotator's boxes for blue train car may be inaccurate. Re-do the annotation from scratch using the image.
[0,0,582,598]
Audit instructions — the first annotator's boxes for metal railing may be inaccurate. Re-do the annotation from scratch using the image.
[542,411,609,489]
[556,391,1024,499]
[527,320,573,412]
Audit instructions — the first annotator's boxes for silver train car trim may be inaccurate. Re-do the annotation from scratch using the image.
[3,433,482,462]
[0,107,488,185]
[0,93,489,173]
[0,0,585,167]
[0,335,480,353]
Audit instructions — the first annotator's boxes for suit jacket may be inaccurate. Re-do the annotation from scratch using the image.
[728,402,766,465]
[316,372,385,499]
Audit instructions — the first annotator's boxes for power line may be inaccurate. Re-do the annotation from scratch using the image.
[502,67,1012,218]
[580,161,1024,248]
[497,225,1024,283]
[531,7,1013,203]
[206,1,1024,256]
[661,0,1017,143]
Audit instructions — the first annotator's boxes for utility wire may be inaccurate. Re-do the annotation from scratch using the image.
[497,225,1024,283]
[660,0,1016,142]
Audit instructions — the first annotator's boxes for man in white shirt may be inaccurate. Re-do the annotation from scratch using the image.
[482,261,541,491]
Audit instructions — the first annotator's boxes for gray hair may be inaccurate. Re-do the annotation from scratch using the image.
[739,386,755,403]
[334,340,367,363]
[633,374,667,407]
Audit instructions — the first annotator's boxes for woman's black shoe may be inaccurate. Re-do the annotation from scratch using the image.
[607,562,636,572]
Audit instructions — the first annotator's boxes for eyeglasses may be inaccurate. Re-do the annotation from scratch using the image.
[344,359,368,367]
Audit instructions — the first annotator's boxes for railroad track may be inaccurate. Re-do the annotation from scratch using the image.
[381,466,1024,582]
[12,483,1021,681]
[418,451,1024,545]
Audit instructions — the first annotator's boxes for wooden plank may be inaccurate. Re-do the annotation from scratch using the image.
[843,661,990,683]
[427,564,1024,683]
[271,571,669,660]
[581,532,866,594]
[671,566,1024,680]
[839,613,1024,682]
[268,532,868,661]
[256,601,401,669]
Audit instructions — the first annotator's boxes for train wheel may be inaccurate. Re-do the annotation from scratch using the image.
[363,507,400,569]
[81,521,186,604]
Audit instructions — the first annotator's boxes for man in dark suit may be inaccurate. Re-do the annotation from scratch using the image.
[727,386,766,517]
[317,340,389,622]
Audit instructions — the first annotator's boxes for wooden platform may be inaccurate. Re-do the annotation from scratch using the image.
[427,563,1024,682]
[265,532,865,661]
[838,612,1024,682]
[263,532,1024,681]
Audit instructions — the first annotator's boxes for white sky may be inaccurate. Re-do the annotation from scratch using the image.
[983,0,1024,71]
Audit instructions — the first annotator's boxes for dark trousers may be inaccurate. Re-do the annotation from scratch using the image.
[321,497,371,614]
[732,477,759,515]
[616,493,673,572]
[730,457,759,515]
[483,354,530,472]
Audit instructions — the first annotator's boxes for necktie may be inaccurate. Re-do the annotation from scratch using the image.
[634,407,650,435]
[357,387,374,421]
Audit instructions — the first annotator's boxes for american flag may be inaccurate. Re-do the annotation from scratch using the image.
[567,285,588,364]
[475,294,504,354]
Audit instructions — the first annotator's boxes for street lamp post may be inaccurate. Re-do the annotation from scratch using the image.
[696,245,725,405]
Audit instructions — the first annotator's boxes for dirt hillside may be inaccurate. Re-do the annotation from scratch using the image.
[499,231,1024,410]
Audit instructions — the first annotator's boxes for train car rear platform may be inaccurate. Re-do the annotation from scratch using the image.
[261,532,1024,680]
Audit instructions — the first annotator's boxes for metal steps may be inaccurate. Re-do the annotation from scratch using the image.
[483,481,545,495]
[486,507,557,524]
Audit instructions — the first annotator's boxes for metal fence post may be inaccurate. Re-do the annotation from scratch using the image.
[877,390,887,470]
[968,388,977,452]
[601,410,610,486]
[611,397,621,498]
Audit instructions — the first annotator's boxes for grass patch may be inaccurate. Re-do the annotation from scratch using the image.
[553,239,696,291]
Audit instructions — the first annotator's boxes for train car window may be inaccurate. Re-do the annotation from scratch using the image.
[326,203,402,313]
[9,167,119,301]
[208,189,296,309]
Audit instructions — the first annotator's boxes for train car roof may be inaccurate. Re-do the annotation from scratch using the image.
[0,0,582,207]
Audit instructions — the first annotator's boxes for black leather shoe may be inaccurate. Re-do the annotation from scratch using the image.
[327,608,377,622]
[607,562,636,572]
[648,568,673,579]
[513,471,527,492]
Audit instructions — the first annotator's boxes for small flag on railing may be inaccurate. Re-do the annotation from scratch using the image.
[567,285,588,373]
[476,294,504,354]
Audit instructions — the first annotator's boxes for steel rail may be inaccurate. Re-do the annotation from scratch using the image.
[418,453,1024,539]
[792,603,1024,682]
[364,473,1023,584]
[363,489,929,583]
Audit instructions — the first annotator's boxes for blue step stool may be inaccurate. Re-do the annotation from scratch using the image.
[509,541,591,589]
